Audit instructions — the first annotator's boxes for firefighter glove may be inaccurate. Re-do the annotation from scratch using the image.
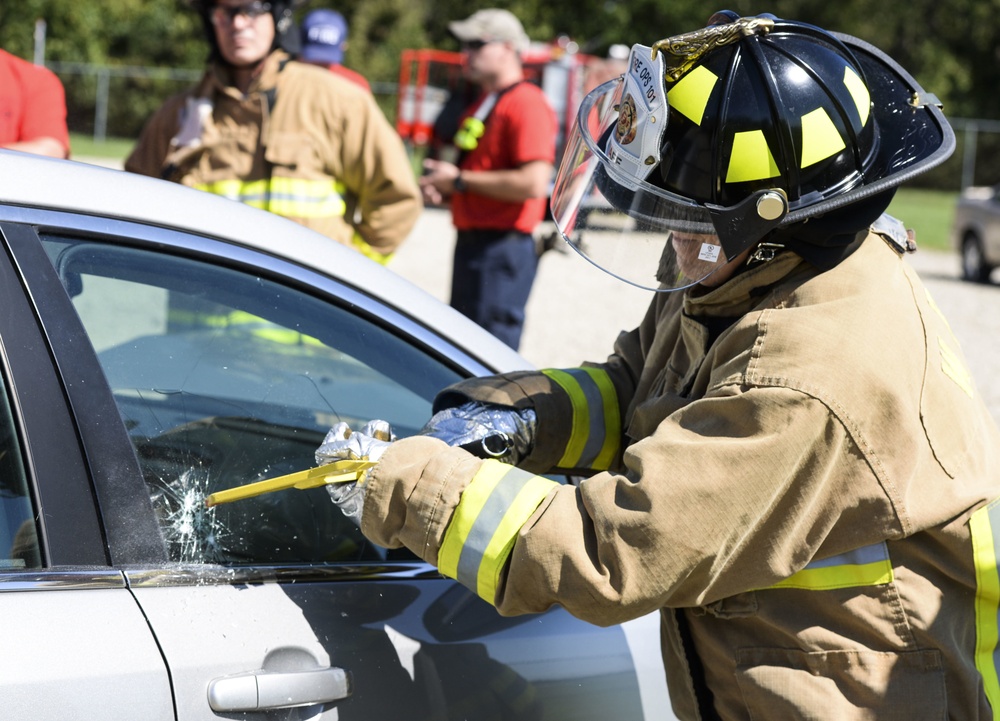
[419,401,536,465]
[315,419,395,525]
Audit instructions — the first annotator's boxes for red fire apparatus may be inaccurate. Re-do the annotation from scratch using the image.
[395,37,626,163]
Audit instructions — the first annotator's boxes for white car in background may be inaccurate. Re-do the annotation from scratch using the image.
[0,151,670,720]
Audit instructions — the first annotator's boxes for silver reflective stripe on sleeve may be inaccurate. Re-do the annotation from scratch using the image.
[438,460,558,604]
[542,368,621,470]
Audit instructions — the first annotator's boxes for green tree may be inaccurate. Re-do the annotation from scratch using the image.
[2,0,999,185]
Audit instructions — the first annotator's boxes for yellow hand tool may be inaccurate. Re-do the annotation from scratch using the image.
[204,459,376,507]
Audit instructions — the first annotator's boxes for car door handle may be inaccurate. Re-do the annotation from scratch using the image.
[208,667,352,712]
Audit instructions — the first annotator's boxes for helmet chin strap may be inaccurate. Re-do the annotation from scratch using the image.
[707,188,788,260]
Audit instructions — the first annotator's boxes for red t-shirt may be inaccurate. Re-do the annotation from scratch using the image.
[451,81,557,234]
[0,50,70,151]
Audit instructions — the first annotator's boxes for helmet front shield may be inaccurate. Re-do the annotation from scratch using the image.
[551,58,785,292]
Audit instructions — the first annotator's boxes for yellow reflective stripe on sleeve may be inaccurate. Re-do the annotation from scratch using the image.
[971,500,1000,713]
[666,65,719,126]
[194,177,347,218]
[726,130,780,183]
[350,233,394,265]
[800,108,846,169]
[542,368,621,470]
[765,542,893,591]
[438,460,558,604]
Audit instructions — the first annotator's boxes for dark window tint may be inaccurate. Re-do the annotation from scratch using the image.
[0,367,39,569]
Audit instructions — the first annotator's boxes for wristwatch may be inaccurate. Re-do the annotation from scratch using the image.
[453,172,467,193]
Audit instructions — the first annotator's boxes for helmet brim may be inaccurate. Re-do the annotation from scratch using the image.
[784,32,955,222]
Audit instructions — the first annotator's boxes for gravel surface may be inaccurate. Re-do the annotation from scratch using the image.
[393,208,1000,425]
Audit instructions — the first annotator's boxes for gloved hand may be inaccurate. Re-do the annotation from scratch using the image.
[315,420,395,525]
[419,401,536,465]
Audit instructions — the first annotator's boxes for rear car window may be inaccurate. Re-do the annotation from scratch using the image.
[0,366,39,569]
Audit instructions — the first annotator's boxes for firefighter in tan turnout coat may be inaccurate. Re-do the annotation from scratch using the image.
[317,12,1000,719]
[126,0,419,263]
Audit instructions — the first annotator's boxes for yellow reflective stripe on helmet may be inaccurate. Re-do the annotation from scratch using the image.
[800,108,846,169]
[542,368,621,470]
[438,461,558,604]
[842,66,870,126]
[766,541,893,591]
[667,65,718,126]
[726,129,780,183]
[194,177,347,218]
[971,500,1000,713]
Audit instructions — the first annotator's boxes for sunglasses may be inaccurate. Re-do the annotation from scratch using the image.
[461,39,495,51]
[211,1,272,25]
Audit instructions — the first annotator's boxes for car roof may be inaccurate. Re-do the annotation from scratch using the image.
[0,150,529,373]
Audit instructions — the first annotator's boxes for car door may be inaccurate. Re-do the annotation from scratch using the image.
[2,208,669,720]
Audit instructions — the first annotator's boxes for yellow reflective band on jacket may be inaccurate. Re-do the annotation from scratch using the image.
[350,233,394,266]
[765,541,894,591]
[970,499,1000,714]
[438,460,558,604]
[194,177,348,219]
[167,307,322,347]
[542,368,621,470]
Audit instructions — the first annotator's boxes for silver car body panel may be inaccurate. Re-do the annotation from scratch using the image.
[0,581,174,720]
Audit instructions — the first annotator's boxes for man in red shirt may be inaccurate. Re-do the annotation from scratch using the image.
[0,49,70,158]
[298,9,371,93]
[420,9,557,350]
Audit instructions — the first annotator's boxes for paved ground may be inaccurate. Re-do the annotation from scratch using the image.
[392,207,1000,425]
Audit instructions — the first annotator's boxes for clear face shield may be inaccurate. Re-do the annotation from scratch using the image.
[550,44,786,292]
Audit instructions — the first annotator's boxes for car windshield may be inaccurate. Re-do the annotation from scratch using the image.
[40,235,462,565]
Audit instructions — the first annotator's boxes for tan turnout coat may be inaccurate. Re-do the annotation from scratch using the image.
[126,51,420,256]
[364,232,1000,719]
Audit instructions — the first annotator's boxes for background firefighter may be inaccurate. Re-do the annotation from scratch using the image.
[125,0,420,264]
[317,11,1000,719]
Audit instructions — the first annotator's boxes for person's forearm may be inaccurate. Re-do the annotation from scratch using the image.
[459,161,551,202]
[3,137,68,158]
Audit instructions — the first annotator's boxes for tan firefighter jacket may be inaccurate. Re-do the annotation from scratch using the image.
[125,51,420,260]
[361,231,1000,719]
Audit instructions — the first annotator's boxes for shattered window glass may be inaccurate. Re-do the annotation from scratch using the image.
[39,236,462,565]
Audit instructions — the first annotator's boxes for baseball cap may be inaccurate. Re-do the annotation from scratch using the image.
[448,9,530,53]
[300,9,348,65]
